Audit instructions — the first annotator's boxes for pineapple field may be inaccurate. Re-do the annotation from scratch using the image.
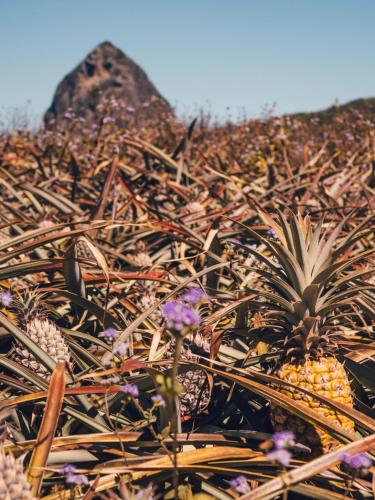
[0,101,374,499]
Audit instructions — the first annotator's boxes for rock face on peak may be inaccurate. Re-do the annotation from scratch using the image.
[44,41,173,124]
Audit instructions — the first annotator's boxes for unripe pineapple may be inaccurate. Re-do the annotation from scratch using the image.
[0,446,33,499]
[12,291,71,379]
[136,290,161,324]
[75,239,94,260]
[241,210,374,455]
[168,332,211,420]
[127,241,152,268]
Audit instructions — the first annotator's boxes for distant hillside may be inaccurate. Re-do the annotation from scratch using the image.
[292,97,375,123]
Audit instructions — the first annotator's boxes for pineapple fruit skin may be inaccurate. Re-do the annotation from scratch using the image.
[178,333,211,419]
[166,333,210,420]
[272,357,354,456]
[14,317,71,379]
[0,447,33,499]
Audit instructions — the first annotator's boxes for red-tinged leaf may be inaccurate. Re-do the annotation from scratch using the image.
[122,358,146,372]
[27,362,66,497]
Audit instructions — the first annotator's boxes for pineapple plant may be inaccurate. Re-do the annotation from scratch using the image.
[0,446,33,499]
[241,210,374,455]
[12,291,72,380]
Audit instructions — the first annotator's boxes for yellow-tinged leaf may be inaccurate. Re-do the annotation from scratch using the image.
[77,236,110,284]
[42,447,260,499]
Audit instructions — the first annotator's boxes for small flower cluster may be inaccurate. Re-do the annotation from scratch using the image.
[267,228,278,239]
[0,291,12,307]
[61,464,88,486]
[151,393,166,407]
[99,327,118,342]
[99,328,128,366]
[120,384,139,398]
[340,452,372,475]
[161,287,210,333]
[112,342,128,357]
[162,300,201,332]
[230,475,250,494]
[266,431,295,467]
[179,287,210,305]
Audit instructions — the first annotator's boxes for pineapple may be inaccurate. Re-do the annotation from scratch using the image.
[0,446,33,499]
[127,241,153,268]
[12,291,71,380]
[75,238,94,260]
[241,210,374,455]
[167,332,211,420]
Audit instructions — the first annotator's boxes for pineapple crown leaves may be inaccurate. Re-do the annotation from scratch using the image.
[233,210,374,351]
[12,289,49,323]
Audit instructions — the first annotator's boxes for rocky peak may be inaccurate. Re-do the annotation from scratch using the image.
[44,41,173,124]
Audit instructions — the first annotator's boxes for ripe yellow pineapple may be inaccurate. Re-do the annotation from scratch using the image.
[241,210,374,455]
[272,358,354,454]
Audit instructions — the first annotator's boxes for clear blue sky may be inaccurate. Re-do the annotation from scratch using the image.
[1,0,374,124]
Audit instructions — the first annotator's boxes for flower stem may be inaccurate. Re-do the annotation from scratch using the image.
[171,335,183,499]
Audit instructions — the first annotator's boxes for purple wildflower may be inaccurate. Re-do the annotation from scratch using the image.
[120,384,139,397]
[99,328,118,341]
[0,291,12,307]
[180,287,210,305]
[151,394,166,407]
[61,464,76,474]
[161,301,201,332]
[66,472,89,485]
[267,229,278,238]
[61,464,89,486]
[267,448,292,467]
[112,341,128,357]
[340,453,372,471]
[272,431,295,450]
[230,475,250,494]
[101,375,120,385]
